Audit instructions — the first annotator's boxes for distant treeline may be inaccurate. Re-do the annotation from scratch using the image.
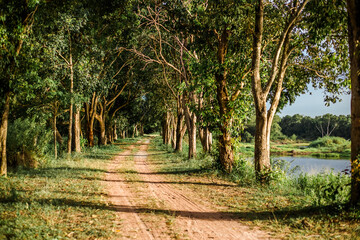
[242,114,351,142]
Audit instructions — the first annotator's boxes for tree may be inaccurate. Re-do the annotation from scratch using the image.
[184,0,253,171]
[0,0,41,176]
[251,0,348,180]
[346,0,360,206]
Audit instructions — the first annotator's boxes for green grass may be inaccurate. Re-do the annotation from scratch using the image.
[239,137,351,159]
[150,136,360,239]
[0,143,127,239]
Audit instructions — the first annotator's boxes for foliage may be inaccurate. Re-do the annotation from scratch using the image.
[7,117,52,168]
[280,114,351,140]
[296,172,351,206]
[309,136,350,148]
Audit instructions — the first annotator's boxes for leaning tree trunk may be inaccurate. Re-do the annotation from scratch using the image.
[347,0,360,206]
[0,92,10,176]
[73,106,81,153]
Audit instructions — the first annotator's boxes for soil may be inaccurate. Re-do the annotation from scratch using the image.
[105,138,273,239]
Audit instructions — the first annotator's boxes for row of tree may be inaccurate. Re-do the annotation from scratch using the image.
[0,0,360,205]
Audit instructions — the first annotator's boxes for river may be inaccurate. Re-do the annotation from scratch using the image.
[272,156,351,175]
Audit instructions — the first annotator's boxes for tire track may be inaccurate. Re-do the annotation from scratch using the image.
[105,146,155,240]
[133,139,272,240]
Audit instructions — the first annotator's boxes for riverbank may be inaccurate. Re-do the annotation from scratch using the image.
[239,139,351,159]
[152,136,359,239]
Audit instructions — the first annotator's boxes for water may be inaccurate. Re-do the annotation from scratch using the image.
[273,156,351,175]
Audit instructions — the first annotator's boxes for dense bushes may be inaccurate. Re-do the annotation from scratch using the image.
[7,118,52,168]
[309,136,350,148]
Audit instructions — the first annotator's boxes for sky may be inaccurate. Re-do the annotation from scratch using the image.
[278,86,351,118]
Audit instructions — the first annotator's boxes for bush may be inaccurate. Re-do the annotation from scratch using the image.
[7,117,52,168]
[309,136,349,148]
[295,172,350,206]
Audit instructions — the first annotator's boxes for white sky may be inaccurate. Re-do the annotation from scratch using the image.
[278,86,351,117]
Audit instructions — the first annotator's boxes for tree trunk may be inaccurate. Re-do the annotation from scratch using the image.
[53,102,58,159]
[85,94,97,147]
[251,0,293,181]
[99,118,106,145]
[214,26,235,172]
[67,53,74,154]
[347,0,360,206]
[74,106,81,153]
[184,103,197,159]
[171,116,177,149]
[175,111,186,152]
[218,126,233,172]
[113,120,118,141]
[254,103,271,177]
[200,127,212,153]
[0,92,10,176]
[163,112,172,145]
[188,117,197,159]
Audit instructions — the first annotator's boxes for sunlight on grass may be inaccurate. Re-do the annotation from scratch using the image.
[0,144,124,239]
[149,136,360,239]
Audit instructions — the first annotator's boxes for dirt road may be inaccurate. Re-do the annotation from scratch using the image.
[105,139,272,239]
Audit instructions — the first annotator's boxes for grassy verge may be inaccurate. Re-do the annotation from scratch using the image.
[0,140,135,239]
[149,136,360,239]
[239,138,351,159]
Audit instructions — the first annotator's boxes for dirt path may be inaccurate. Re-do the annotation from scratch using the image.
[105,139,272,239]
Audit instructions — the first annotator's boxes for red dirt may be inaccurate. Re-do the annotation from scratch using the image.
[105,139,273,239]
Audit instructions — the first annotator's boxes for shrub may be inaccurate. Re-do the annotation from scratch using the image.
[294,172,350,206]
[308,136,349,148]
[7,117,52,168]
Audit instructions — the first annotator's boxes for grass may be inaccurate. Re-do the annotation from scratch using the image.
[240,137,351,159]
[0,142,130,239]
[149,136,360,239]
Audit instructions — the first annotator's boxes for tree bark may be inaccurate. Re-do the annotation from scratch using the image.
[175,110,186,152]
[200,127,212,153]
[74,106,81,153]
[254,104,271,175]
[215,28,234,172]
[67,52,74,154]
[85,93,97,147]
[99,118,106,145]
[184,102,197,159]
[347,0,360,206]
[95,101,107,145]
[171,115,177,149]
[113,120,118,141]
[0,92,10,176]
[53,102,59,159]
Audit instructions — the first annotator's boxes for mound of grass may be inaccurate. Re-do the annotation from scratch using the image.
[309,136,349,148]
